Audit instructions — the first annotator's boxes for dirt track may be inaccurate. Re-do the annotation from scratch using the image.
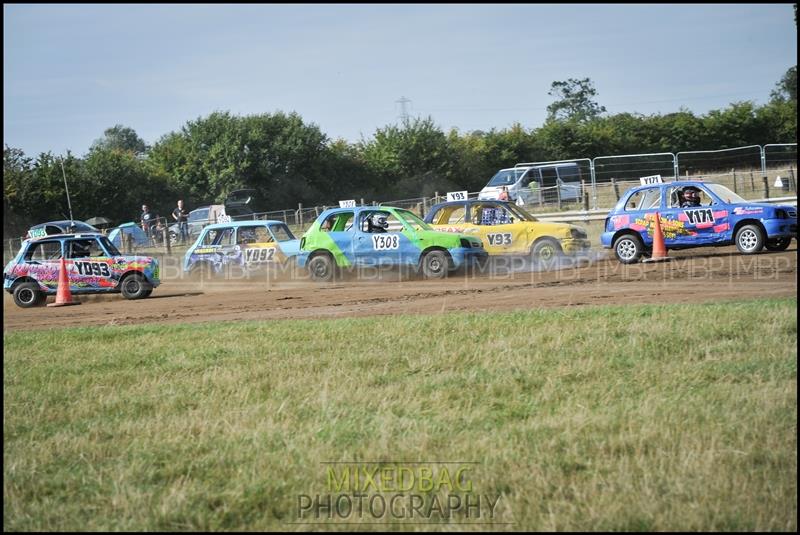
[3,247,797,332]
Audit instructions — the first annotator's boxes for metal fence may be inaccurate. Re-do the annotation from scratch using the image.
[4,143,797,264]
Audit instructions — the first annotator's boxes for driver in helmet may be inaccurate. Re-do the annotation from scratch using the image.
[679,186,702,208]
[367,213,389,233]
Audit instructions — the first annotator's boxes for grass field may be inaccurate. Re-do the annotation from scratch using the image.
[4,299,797,531]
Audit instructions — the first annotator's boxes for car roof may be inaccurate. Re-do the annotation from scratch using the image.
[29,220,98,229]
[626,180,711,193]
[200,220,285,231]
[27,232,106,243]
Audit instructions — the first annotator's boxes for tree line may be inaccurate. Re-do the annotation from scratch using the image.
[3,75,797,239]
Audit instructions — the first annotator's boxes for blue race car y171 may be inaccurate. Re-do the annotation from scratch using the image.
[601,180,796,263]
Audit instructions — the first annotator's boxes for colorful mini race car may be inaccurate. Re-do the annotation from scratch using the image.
[4,232,160,307]
[601,180,797,263]
[183,220,300,278]
[423,199,590,263]
[296,206,487,281]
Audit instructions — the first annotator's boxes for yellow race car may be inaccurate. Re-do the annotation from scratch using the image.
[424,199,590,262]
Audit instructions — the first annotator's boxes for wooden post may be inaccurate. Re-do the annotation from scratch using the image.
[360,198,364,206]
[611,178,620,201]
[789,166,796,193]
[163,222,171,254]
[732,168,737,193]
[125,233,134,254]
[298,203,303,227]
[763,176,770,199]
[750,171,755,191]
[556,182,562,209]
[581,180,589,211]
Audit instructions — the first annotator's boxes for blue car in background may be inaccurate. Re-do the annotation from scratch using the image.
[183,220,300,279]
[601,180,797,263]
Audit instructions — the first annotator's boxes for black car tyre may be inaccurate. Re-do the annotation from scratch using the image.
[764,236,792,252]
[13,282,45,308]
[120,274,152,300]
[532,238,563,269]
[308,254,336,282]
[421,250,449,279]
[735,224,765,254]
[613,234,644,264]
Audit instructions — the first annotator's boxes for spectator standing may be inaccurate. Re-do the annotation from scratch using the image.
[140,204,158,245]
[172,199,189,244]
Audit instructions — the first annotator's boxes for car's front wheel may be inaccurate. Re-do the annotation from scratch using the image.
[735,224,765,254]
[120,273,153,300]
[13,281,46,308]
[531,238,563,269]
[421,250,449,279]
[764,236,792,252]
[613,234,644,264]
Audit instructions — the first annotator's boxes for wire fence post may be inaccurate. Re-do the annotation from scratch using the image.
[732,168,737,193]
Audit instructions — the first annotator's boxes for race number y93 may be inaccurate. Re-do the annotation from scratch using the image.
[372,234,399,250]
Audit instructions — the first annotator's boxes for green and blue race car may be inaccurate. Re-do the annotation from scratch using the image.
[297,206,487,281]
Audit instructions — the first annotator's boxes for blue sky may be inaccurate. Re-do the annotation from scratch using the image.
[3,4,797,157]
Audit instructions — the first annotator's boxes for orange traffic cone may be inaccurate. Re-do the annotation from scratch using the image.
[643,212,671,263]
[47,257,82,307]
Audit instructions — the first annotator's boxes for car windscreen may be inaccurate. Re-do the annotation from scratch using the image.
[505,203,538,221]
[100,236,121,256]
[487,169,526,187]
[706,183,747,204]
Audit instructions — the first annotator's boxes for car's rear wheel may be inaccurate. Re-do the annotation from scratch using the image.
[421,250,449,279]
[120,273,152,300]
[308,253,336,282]
[13,282,45,308]
[613,234,644,264]
[764,236,792,251]
[735,224,765,254]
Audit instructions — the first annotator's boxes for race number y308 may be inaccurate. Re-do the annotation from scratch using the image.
[372,234,400,250]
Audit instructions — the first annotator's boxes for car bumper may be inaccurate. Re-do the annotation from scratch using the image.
[449,248,489,270]
[296,252,310,269]
[560,238,591,254]
[763,219,797,238]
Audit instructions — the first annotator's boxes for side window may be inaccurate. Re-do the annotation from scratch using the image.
[624,188,660,211]
[24,241,62,262]
[238,226,271,244]
[68,239,105,259]
[323,212,354,232]
[471,203,510,225]
[359,211,404,233]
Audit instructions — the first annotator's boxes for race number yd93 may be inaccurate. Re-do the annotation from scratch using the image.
[372,234,399,250]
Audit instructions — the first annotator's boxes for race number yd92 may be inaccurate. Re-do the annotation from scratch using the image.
[372,234,399,250]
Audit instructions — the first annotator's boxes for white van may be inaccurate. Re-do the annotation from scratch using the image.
[478,162,583,205]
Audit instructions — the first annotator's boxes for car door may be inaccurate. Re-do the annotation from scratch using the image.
[660,185,730,246]
[616,187,663,247]
[18,239,64,291]
[237,224,278,270]
[469,202,525,254]
[66,237,116,291]
[352,210,403,266]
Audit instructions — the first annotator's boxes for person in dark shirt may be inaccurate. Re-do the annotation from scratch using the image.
[172,199,189,244]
